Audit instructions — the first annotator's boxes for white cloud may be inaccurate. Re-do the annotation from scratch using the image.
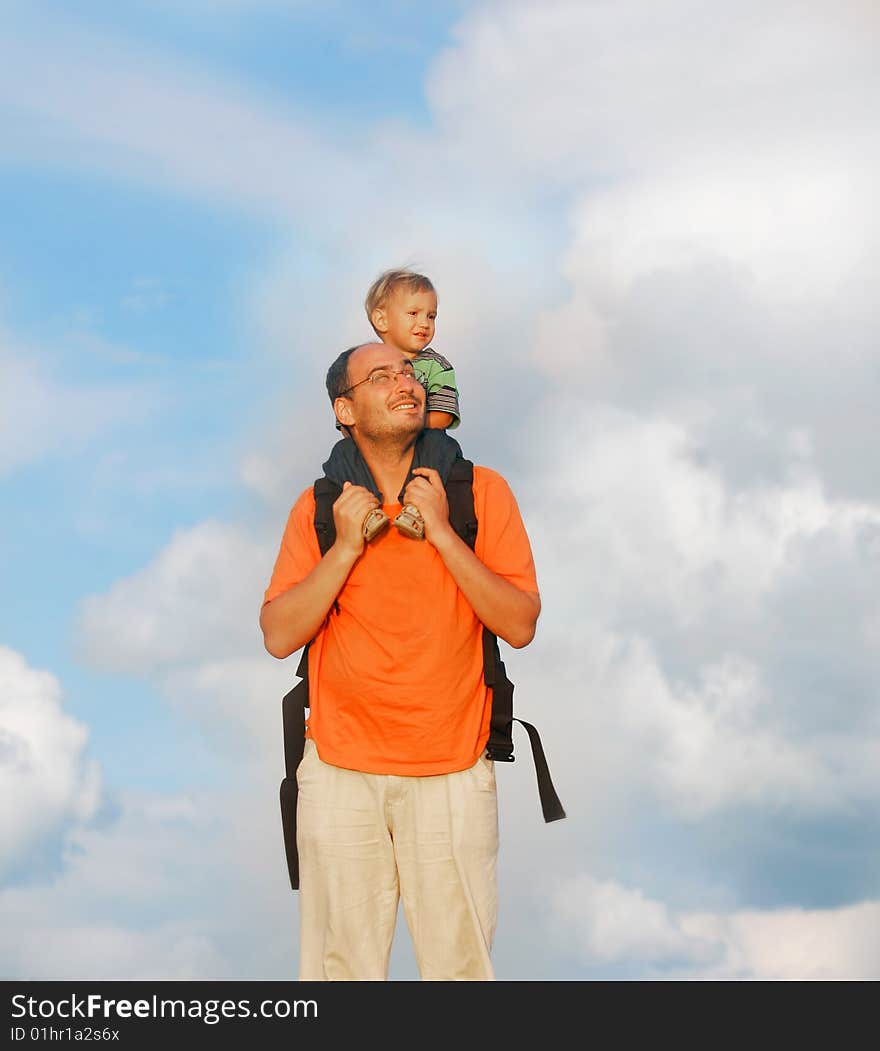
[525,405,880,629]
[604,639,880,817]
[427,1,879,498]
[510,403,880,821]
[0,646,100,877]
[683,900,880,980]
[159,657,294,758]
[0,642,298,980]
[551,873,720,967]
[551,872,880,979]
[74,522,295,757]
[75,521,275,674]
[429,2,877,181]
[0,787,298,979]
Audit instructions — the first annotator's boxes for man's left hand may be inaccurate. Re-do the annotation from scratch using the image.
[404,467,453,546]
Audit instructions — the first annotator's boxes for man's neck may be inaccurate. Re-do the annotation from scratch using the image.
[353,433,417,504]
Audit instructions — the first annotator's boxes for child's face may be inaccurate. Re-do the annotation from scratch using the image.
[373,288,437,356]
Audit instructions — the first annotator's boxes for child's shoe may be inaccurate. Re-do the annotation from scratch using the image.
[362,508,390,542]
[393,504,425,540]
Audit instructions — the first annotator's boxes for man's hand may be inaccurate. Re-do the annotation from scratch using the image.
[404,467,539,648]
[404,468,454,547]
[333,481,379,557]
[261,482,369,659]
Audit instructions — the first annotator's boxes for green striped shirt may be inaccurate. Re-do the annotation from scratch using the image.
[414,348,461,429]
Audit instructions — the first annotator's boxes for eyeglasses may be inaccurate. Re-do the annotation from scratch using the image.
[341,363,421,396]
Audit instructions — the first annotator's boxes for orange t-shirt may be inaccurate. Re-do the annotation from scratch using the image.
[262,466,539,776]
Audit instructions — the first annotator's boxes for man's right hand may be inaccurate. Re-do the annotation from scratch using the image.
[332,481,379,557]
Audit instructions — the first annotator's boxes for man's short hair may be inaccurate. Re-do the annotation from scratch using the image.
[365,268,436,335]
[326,346,361,403]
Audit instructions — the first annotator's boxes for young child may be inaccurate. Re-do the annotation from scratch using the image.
[365,269,460,432]
[322,268,464,540]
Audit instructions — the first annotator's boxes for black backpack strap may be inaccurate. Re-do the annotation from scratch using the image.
[482,628,513,762]
[279,476,343,891]
[279,644,310,890]
[511,716,566,822]
[483,629,566,822]
[445,457,478,547]
[450,459,565,824]
[314,476,342,555]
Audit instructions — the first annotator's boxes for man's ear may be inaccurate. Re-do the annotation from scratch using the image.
[371,306,388,334]
[334,396,354,429]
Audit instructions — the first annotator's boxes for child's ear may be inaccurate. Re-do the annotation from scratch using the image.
[371,306,388,334]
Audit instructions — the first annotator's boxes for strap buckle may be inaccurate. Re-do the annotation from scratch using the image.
[485,744,515,763]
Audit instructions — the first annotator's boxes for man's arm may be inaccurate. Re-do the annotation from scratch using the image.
[259,482,375,659]
[404,468,540,649]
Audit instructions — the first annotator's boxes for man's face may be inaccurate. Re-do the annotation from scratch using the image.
[372,288,437,355]
[337,342,426,440]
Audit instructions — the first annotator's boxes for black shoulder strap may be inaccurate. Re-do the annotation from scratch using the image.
[445,457,478,546]
[279,476,341,890]
[314,476,341,556]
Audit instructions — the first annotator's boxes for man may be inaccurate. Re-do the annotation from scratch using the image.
[260,342,540,980]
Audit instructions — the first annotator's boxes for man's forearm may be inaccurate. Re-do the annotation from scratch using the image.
[260,543,359,659]
[431,528,540,648]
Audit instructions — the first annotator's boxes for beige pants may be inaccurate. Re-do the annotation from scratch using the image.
[296,738,498,981]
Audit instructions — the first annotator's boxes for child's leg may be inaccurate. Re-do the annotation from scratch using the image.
[393,430,465,539]
[323,437,389,541]
[408,429,464,489]
[323,436,381,493]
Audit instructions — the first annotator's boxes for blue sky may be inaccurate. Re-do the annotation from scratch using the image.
[2,0,879,980]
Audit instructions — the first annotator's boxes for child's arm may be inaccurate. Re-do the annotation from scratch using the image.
[426,410,456,429]
[416,350,461,431]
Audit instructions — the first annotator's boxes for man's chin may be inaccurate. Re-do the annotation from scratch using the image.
[392,410,426,433]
